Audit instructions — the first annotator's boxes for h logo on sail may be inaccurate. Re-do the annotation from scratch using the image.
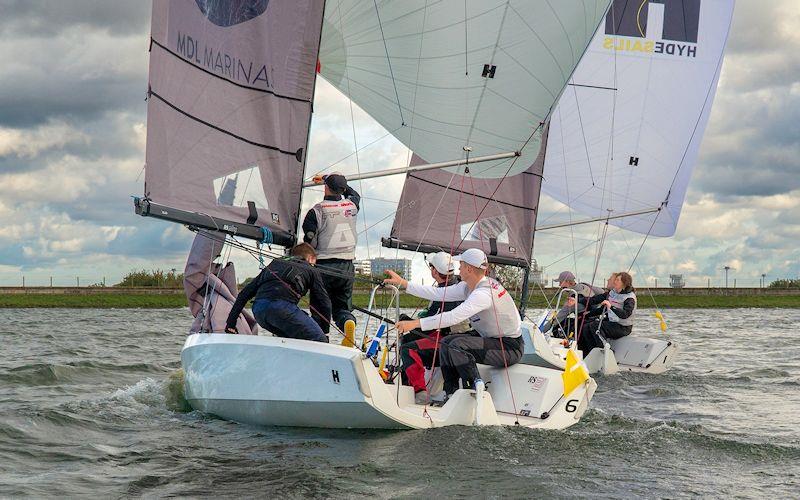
[603,0,701,58]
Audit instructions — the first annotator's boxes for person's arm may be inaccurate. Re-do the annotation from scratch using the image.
[344,185,361,210]
[302,209,318,244]
[406,280,470,302]
[419,287,491,331]
[610,297,636,319]
[309,268,332,333]
[226,274,260,330]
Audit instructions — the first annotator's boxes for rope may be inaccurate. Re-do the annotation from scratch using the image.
[372,0,405,126]
[467,169,519,424]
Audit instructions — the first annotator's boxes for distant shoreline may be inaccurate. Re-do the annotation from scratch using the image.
[1,288,799,309]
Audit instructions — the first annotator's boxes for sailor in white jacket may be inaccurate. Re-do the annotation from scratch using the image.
[384,248,524,396]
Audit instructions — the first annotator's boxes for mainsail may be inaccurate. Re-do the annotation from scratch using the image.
[318,0,611,264]
[138,0,326,246]
[542,0,735,236]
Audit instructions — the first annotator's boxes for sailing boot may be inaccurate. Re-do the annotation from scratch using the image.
[341,319,356,347]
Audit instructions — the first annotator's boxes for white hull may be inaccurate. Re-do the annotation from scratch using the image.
[520,322,678,375]
[182,334,596,430]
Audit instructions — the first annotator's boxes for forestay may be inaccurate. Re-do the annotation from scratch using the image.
[542,0,735,236]
[144,0,325,244]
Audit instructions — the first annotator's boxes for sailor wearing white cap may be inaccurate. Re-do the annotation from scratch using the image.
[384,248,523,397]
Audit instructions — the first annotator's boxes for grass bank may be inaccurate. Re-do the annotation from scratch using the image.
[1,291,800,309]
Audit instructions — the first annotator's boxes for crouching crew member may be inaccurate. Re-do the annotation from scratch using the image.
[225,243,331,342]
[385,248,524,398]
[569,271,636,356]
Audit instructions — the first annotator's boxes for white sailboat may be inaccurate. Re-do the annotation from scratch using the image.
[136,0,612,429]
[519,0,735,374]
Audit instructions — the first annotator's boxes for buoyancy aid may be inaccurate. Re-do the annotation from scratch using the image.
[310,198,358,260]
[606,288,636,326]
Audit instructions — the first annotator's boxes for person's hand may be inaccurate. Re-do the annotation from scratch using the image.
[600,300,611,309]
[566,297,577,307]
[383,270,407,288]
[395,319,420,334]
[311,173,327,184]
[225,326,238,334]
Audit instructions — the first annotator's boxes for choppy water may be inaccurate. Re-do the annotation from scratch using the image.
[1,308,799,498]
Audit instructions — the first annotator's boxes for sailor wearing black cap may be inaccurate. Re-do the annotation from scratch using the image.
[302,173,361,331]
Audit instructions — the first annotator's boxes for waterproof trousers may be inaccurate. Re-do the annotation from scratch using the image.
[577,318,631,356]
[316,259,357,331]
[252,298,328,343]
[438,333,524,395]
[400,329,444,393]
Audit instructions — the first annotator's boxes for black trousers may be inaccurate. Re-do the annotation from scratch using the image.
[438,332,524,395]
[578,318,631,356]
[317,259,356,331]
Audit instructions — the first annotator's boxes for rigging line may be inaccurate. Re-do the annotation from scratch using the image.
[421,161,469,413]
[462,0,511,148]
[372,0,406,125]
[544,0,576,68]
[405,0,430,169]
[619,225,662,312]
[309,126,402,179]
[464,0,468,74]
[356,199,416,236]
[338,0,370,260]
[466,169,519,422]
[572,82,596,186]
[455,122,543,250]
[506,3,566,81]
[664,18,734,202]
[568,83,617,91]
[636,0,647,38]
[557,106,580,279]
[625,205,662,272]
[541,237,602,269]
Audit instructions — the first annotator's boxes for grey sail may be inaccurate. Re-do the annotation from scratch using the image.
[139,0,326,245]
[384,125,548,267]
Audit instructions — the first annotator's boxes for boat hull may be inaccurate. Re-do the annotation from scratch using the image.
[520,322,678,375]
[182,333,596,430]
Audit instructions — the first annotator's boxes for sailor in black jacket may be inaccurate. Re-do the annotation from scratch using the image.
[569,271,637,356]
[225,243,331,342]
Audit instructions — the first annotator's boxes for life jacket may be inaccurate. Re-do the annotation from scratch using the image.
[606,288,636,326]
[310,198,358,260]
[468,277,522,338]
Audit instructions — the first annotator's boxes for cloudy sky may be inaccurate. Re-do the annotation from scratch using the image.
[0,0,797,288]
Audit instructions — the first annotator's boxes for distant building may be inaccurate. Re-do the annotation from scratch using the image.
[670,274,686,289]
[371,257,412,280]
[353,259,372,276]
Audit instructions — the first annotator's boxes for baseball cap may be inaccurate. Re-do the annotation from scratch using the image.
[425,252,455,275]
[453,248,488,270]
[558,270,576,283]
[324,174,348,194]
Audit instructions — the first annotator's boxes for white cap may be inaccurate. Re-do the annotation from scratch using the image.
[425,252,455,275]
[453,248,488,270]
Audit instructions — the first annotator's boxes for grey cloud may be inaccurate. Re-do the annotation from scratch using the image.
[0,1,149,37]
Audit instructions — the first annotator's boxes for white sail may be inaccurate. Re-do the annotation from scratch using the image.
[319,0,611,180]
[542,0,735,237]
